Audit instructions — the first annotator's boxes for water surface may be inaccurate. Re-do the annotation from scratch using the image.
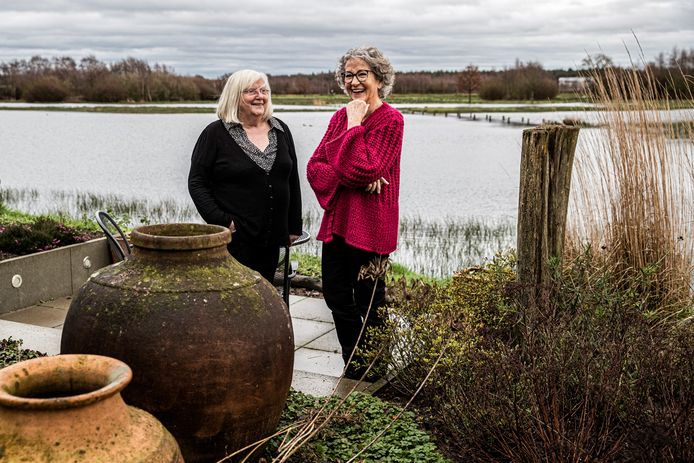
[1,109,608,276]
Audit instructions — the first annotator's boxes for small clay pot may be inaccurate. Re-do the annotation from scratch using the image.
[0,354,183,463]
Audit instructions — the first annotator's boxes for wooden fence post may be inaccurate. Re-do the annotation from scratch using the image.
[516,124,580,301]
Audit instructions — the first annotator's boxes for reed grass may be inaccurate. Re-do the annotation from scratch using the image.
[289,211,515,278]
[567,54,694,308]
[1,185,514,278]
[0,187,199,227]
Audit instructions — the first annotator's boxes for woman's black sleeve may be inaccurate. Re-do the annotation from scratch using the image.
[187,125,233,227]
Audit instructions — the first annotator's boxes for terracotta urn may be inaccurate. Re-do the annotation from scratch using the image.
[60,223,294,462]
[0,354,183,462]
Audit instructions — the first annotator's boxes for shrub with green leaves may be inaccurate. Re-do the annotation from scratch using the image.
[368,253,517,397]
[0,216,97,256]
[264,390,451,463]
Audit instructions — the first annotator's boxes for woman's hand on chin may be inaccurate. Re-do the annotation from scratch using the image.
[346,100,369,129]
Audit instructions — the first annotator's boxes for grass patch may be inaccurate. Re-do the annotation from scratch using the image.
[292,252,321,279]
[292,252,444,285]
[0,92,607,114]
[0,188,197,228]
[405,105,593,114]
[0,207,101,233]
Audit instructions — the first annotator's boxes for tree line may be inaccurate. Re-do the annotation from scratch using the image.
[0,56,221,103]
[0,48,691,103]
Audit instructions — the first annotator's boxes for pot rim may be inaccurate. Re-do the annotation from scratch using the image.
[0,354,132,410]
[130,223,231,251]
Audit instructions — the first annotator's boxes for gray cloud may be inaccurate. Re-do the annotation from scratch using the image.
[0,0,691,76]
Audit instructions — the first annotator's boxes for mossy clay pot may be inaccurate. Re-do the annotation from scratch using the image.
[60,223,294,462]
[0,354,183,462]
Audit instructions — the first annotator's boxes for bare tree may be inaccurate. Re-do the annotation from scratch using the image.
[458,64,481,103]
[582,53,614,69]
[112,57,152,101]
[0,60,24,99]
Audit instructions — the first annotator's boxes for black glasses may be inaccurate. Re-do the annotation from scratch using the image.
[341,70,373,83]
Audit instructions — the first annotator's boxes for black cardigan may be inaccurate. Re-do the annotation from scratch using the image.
[188,118,302,247]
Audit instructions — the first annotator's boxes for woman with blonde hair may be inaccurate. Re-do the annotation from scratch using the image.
[189,69,302,282]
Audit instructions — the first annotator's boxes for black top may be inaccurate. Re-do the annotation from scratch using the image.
[188,118,302,247]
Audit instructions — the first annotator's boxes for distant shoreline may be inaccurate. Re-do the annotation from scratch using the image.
[0,92,691,115]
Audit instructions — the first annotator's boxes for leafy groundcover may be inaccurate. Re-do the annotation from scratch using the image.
[0,337,46,368]
[262,389,451,462]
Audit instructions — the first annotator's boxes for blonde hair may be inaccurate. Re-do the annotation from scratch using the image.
[216,69,273,123]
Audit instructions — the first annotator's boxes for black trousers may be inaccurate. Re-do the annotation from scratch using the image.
[228,238,280,283]
[321,236,387,366]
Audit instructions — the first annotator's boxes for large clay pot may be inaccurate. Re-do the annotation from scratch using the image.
[60,223,294,462]
[0,354,183,462]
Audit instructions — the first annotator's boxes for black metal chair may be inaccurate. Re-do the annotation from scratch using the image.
[278,230,311,306]
[95,210,132,262]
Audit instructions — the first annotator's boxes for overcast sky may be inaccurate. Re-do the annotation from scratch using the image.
[1,1,692,77]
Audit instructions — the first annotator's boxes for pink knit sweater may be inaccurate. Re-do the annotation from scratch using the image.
[307,102,404,254]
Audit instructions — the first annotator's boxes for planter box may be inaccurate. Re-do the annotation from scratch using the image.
[0,237,111,314]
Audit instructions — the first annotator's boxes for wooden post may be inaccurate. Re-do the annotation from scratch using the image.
[516,124,580,302]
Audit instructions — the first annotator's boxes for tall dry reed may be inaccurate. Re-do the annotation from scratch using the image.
[567,57,694,309]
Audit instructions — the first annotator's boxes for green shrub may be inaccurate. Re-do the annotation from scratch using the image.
[263,390,451,462]
[368,253,517,398]
[372,251,694,462]
[0,216,96,255]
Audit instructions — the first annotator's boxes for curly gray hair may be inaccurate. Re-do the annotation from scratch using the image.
[335,46,395,99]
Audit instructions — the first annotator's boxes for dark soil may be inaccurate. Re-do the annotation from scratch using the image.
[0,250,18,261]
[288,285,322,298]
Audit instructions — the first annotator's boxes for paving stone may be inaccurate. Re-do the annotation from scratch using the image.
[291,371,372,398]
[288,294,308,305]
[292,318,335,349]
[289,297,333,323]
[304,329,341,354]
[291,370,340,397]
[0,320,61,355]
[293,347,345,377]
[0,306,68,328]
[41,296,72,311]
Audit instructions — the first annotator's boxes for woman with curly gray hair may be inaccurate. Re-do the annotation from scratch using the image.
[307,46,404,380]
